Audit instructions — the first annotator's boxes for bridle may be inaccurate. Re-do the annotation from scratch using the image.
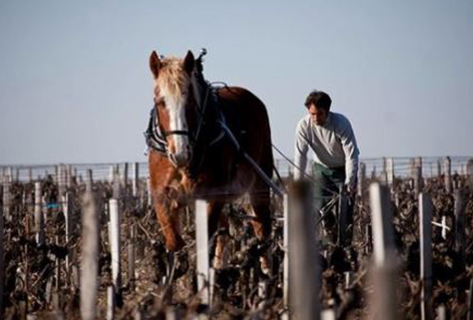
[146,50,225,168]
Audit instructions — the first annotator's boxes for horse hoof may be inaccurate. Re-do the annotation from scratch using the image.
[259,256,271,276]
[213,254,226,270]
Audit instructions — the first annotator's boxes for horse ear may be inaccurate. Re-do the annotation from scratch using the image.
[183,50,195,74]
[150,51,161,78]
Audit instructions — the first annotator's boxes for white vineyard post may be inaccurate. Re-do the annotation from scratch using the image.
[288,181,320,320]
[369,183,398,320]
[132,162,139,198]
[80,190,100,320]
[63,192,73,275]
[386,158,395,188]
[34,182,45,246]
[443,157,452,193]
[195,199,212,306]
[419,193,433,320]
[109,199,122,300]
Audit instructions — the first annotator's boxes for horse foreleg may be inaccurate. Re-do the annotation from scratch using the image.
[249,189,272,241]
[249,186,272,275]
[207,202,229,269]
[155,201,185,252]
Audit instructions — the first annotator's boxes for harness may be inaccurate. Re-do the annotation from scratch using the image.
[145,83,224,148]
[144,50,284,196]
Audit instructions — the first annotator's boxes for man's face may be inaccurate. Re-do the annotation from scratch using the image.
[309,104,328,126]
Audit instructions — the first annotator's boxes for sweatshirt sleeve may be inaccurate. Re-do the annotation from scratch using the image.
[294,119,310,180]
[337,118,359,188]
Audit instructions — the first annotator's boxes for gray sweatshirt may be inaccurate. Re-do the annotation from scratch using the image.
[294,112,359,187]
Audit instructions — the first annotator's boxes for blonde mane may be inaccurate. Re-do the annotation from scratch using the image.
[156,57,190,98]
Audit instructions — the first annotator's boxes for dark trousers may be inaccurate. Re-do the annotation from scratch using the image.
[312,162,354,246]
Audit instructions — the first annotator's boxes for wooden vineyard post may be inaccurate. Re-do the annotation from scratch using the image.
[63,192,73,275]
[53,235,61,310]
[128,224,136,291]
[467,278,473,320]
[288,181,320,320]
[412,157,423,197]
[147,178,152,208]
[443,157,452,193]
[282,194,289,314]
[371,166,377,181]
[132,162,140,211]
[414,157,422,171]
[414,166,423,197]
[467,158,473,189]
[454,190,466,255]
[132,162,139,198]
[81,190,100,320]
[357,162,366,199]
[381,157,388,185]
[113,169,121,200]
[2,173,11,222]
[437,160,442,178]
[195,199,212,306]
[369,183,398,320]
[0,179,4,317]
[109,199,122,302]
[409,159,416,182]
[34,181,45,246]
[122,162,129,189]
[338,184,349,246]
[85,169,93,193]
[58,164,66,197]
[66,164,72,189]
[386,158,395,188]
[419,193,433,320]
[109,165,115,184]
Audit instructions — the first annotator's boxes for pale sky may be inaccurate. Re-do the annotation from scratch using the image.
[1,0,472,165]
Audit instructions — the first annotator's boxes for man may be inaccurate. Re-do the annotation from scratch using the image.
[294,90,359,245]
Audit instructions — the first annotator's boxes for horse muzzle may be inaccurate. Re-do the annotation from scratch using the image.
[164,130,193,167]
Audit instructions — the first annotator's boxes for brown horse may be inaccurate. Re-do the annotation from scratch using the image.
[147,50,274,273]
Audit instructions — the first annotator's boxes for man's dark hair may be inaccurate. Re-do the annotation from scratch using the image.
[304,90,332,111]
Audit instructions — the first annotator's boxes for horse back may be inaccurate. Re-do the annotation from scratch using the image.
[216,86,274,176]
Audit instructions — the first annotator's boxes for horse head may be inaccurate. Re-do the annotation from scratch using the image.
[149,50,201,167]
